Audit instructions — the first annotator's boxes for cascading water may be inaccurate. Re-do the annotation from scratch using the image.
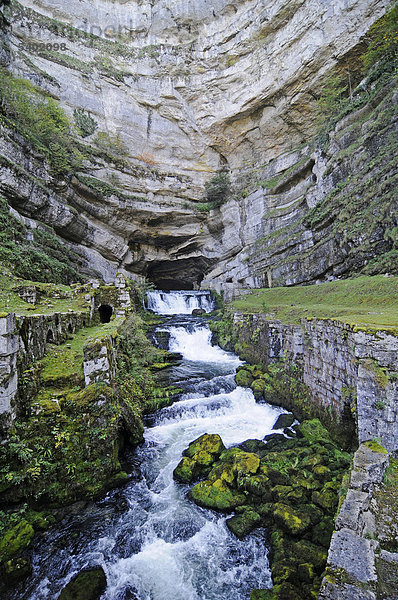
[146,291,214,315]
[3,291,288,600]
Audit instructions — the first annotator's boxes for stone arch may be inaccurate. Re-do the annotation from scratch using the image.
[46,329,54,343]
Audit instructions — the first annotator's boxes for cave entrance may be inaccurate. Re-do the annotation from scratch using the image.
[98,304,113,323]
[46,329,54,343]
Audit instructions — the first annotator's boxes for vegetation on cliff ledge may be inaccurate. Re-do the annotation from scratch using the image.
[229,275,398,334]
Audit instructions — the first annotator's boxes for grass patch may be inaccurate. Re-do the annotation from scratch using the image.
[230,275,398,333]
[40,320,122,388]
[0,271,89,316]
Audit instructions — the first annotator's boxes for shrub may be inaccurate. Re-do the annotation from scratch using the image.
[205,172,231,207]
[73,108,98,138]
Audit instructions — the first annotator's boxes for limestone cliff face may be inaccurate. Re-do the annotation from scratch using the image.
[0,0,394,288]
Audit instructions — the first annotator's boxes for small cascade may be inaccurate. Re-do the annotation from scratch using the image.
[146,290,214,315]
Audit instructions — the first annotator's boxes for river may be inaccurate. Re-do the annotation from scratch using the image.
[6,291,287,600]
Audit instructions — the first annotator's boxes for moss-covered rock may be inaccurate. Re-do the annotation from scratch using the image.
[239,474,272,501]
[1,557,32,584]
[173,456,197,483]
[297,562,315,583]
[58,567,107,600]
[297,419,333,445]
[0,519,34,563]
[311,516,335,548]
[290,540,328,570]
[176,423,350,600]
[232,451,260,476]
[226,509,261,538]
[251,378,267,399]
[312,487,338,513]
[238,439,268,455]
[250,589,274,600]
[235,368,254,387]
[273,503,311,535]
[174,433,226,483]
[189,478,246,511]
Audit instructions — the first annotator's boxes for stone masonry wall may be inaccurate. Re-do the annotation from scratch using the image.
[318,443,392,600]
[232,313,398,452]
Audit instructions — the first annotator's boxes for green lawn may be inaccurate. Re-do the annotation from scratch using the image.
[230,275,398,333]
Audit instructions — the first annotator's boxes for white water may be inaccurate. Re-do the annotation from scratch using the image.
[7,291,286,600]
[146,290,214,315]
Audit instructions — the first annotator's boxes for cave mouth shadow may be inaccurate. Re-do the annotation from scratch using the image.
[98,304,113,323]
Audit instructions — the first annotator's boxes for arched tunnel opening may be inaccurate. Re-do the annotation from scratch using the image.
[99,304,113,323]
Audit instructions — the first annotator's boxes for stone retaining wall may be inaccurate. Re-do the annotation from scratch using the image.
[232,313,398,452]
[318,443,392,600]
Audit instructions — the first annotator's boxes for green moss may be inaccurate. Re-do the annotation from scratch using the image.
[0,68,84,176]
[40,320,122,388]
[184,433,226,459]
[0,198,85,287]
[0,519,34,563]
[251,378,267,399]
[364,440,388,454]
[226,509,261,539]
[273,503,311,535]
[235,368,254,387]
[58,567,107,600]
[189,478,246,511]
[297,419,333,445]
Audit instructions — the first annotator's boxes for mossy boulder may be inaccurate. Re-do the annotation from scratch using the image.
[250,590,273,600]
[312,487,338,513]
[272,582,302,600]
[313,464,332,482]
[235,368,254,387]
[273,503,311,535]
[58,567,107,600]
[173,456,198,483]
[297,419,333,445]
[189,478,246,511]
[174,433,226,483]
[184,433,226,459]
[239,474,272,501]
[0,519,34,563]
[239,439,268,455]
[232,451,260,476]
[290,540,327,570]
[260,464,290,486]
[226,509,261,538]
[297,562,315,583]
[251,378,267,399]
[311,516,335,548]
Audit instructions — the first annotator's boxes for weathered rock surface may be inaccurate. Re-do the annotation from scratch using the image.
[0,0,394,287]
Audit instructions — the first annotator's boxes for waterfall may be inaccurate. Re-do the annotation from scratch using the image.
[146,290,214,315]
